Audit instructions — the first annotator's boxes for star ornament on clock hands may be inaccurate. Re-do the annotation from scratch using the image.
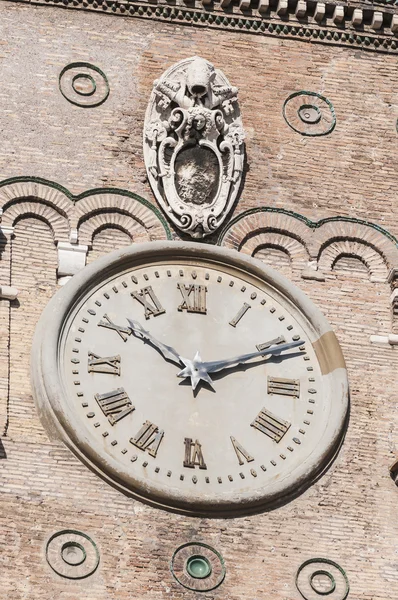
[177,352,216,391]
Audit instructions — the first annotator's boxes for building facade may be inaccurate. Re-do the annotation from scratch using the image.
[0,0,398,597]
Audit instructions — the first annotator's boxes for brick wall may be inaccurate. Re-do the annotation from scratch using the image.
[0,2,398,599]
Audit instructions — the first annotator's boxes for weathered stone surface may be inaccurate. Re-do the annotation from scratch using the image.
[143,56,244,238]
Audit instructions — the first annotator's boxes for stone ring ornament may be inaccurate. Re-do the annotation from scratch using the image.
[31,241,348,517]
[171,542,225,591]
[143,57,245,238]
[59,62,110,108]
[283,91,336,136]
[46,530,100,579]
[296,558,349,600]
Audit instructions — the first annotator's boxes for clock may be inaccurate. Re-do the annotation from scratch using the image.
[31,241,349,516]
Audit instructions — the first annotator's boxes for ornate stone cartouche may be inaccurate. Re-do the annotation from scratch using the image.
[143,56,245,239]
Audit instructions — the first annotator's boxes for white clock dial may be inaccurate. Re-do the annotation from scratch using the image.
[32,242,348,516]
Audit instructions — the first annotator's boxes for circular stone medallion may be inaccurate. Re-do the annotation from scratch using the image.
[59,62,109,108]
[46,530,99,579]
[171,542,225,591]
[296,558,349,600]
[283,91,336,136]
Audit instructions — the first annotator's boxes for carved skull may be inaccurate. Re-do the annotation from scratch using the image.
[186,57,215,99]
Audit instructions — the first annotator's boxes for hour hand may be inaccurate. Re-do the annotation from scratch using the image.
[127,319,182,366]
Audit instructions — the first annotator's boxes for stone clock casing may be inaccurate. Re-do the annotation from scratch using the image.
[31,242,349,516]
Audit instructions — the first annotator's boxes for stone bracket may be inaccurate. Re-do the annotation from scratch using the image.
[0,285,18,301]
[369,333,398,346]
[0,225,14,238]
[57,242,88,283]
[301,261,326,282]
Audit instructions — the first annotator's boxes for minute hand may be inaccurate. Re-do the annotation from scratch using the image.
[199,340,305,374]
[127,319,182,366]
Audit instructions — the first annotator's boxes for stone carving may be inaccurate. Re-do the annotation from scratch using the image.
[283,91,336,136]
[170,542,225,592]
[144,56,245,238]
[59,62,110,108]
[46,530,100,579]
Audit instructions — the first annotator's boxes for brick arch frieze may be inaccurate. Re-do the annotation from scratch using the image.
[218,208,398,280]
[240,231,309,262]
[218,207,398,336]
[0,177,172,246]
[313,220,398,273]
[240,232,309,277]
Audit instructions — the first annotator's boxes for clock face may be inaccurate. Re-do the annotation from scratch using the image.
[32,242,348,516]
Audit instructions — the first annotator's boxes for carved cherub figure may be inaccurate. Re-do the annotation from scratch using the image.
[144,120,168,178]
[225,123,245,183]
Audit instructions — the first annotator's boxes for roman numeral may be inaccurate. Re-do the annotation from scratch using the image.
[230,436,254,465]
[229,302,251,327]
[88,352,121,375]
[256,336,285,352]
[94,387,134,425]
[251,407,291,443]
[98,314,131,342]
[130,420,164,457]
[177,283,207,314]
[131,286,165,320]
[183,438,207,469]
[267,376,300,398]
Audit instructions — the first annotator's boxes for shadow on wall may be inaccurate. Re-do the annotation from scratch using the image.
[0,437,7,459]
[0,227,6,258]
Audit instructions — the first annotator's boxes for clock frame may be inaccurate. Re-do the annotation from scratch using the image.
[31,241,349,516]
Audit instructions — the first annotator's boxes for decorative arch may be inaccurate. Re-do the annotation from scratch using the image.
[90,221,134,242]
[2,200,70,242]
[218,207,398,283]
[318,239,388,282]
[240,231,309,266]
[252,243,294,278]
[75,190,172,243]
[218,208,311,254]
[79,212,151,247]
[313,220,398,271]
[0,177,73,212]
